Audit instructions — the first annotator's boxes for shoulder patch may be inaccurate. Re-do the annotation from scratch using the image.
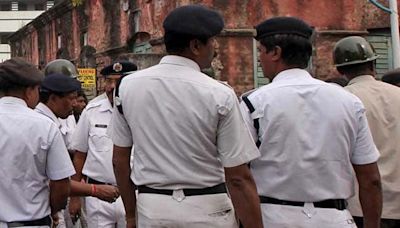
[85,100,102,110]
[240,88,257,102]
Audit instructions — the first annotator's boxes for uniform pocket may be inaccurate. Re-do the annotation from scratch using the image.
[89,128,112,152]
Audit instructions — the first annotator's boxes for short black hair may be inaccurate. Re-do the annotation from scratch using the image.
[336,61,373,77]
[0,77,35,93]
[259,34,312,69]
[325,77,349,87]
[164,31,208,53]
[77,90,88,103]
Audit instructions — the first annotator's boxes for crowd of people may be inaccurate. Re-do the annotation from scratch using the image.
[1,4,400,228]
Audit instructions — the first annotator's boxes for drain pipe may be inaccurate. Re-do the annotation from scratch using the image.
[369,0,400,68]
[389,0,400,68]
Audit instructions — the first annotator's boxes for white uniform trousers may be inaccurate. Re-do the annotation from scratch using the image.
[137,193,239,228]
[85,196,125,228]
[261,203,357,228]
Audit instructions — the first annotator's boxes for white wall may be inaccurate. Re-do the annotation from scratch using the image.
[0,7,45,61]
[0,44,11,62]
[0,11,44,33]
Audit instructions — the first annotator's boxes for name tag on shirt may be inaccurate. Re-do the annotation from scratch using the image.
[95,124,108,128]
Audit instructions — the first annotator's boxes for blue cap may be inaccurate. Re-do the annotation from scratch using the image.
[100,61,137,76]
[41,73,81,93]
[163,5,224,38]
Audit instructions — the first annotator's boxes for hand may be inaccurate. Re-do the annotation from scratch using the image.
[93,184,120,203]
[126,217,136,228]
[51,213,59,228]
[69,197,81,224]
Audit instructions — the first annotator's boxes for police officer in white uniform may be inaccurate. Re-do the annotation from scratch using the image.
[0,58,75,228]
[111,5,262,228]
[70,61,137,228]
[36,73,120,227]
[44,59,81,154]
[35,73,82,228]
[240,17,382,228]
[42,60,83,228]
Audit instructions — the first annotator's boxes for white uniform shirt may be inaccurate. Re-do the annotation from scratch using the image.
[110,55,260,189]
[88,92,107,104]
[0,97,75,222]
[59,115,77,151]
[35,102,61,128]
[240,69,379,202]
[72,98,116,184]
[346,75,400,219]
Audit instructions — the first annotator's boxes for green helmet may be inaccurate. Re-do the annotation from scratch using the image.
[333,36,378,67]
[44,59,79,78]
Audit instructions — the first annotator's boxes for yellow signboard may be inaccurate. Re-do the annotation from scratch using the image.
[77,68,96,89]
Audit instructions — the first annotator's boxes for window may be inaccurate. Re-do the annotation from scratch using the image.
[367,29,393,79]
[34,3,45,10]
[0,35,9,44]
[11,1,18,11]
[253,39,269,88]
[0,3,11,11]
[57,34,62,49]
[18,2,27,11]
[80,31,88,47]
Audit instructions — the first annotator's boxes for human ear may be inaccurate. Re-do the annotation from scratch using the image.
[189,39,202,56]
[271,46,282,61]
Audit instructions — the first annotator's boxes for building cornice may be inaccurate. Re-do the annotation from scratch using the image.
[9,0,73,41]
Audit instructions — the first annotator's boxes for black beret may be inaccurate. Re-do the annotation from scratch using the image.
[255,17,313,40]
[0,58,44,90]
[100,61,138,76]
[163,5,224,38]
[41,73,81,93]
[382,68,400,85]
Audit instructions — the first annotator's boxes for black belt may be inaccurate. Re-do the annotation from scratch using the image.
[87,177,113,186]
[7,215,51,227]
[259,196,347,210]
[137,183,227,196]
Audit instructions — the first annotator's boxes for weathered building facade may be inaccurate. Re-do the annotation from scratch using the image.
[9,0,396,95]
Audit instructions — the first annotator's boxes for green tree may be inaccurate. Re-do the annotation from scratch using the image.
[72,0,84,7]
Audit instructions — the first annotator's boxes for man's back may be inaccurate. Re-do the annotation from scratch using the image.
[346,75,400,219]
[0,97,72,221]
[115,55,257,189]
[244,69,378,202]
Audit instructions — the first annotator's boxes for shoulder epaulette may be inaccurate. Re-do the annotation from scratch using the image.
[85,99,103,110]
[217,80,234,89]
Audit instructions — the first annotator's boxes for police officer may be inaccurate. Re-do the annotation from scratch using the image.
[0,58,75,228]
[43,59,85,228]
[111,5,262,228]
[334,36,400,228]
[36,73,119,226]
[240,17,382,228]
[69,61,137,228]
[35,72,84,228]
[44,59,80,154]
[35,73,81,122]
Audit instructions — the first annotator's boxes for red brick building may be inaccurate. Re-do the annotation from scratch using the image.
[8,0,396,95]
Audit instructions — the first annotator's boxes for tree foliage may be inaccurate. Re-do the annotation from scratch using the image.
[72,0,84,7]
